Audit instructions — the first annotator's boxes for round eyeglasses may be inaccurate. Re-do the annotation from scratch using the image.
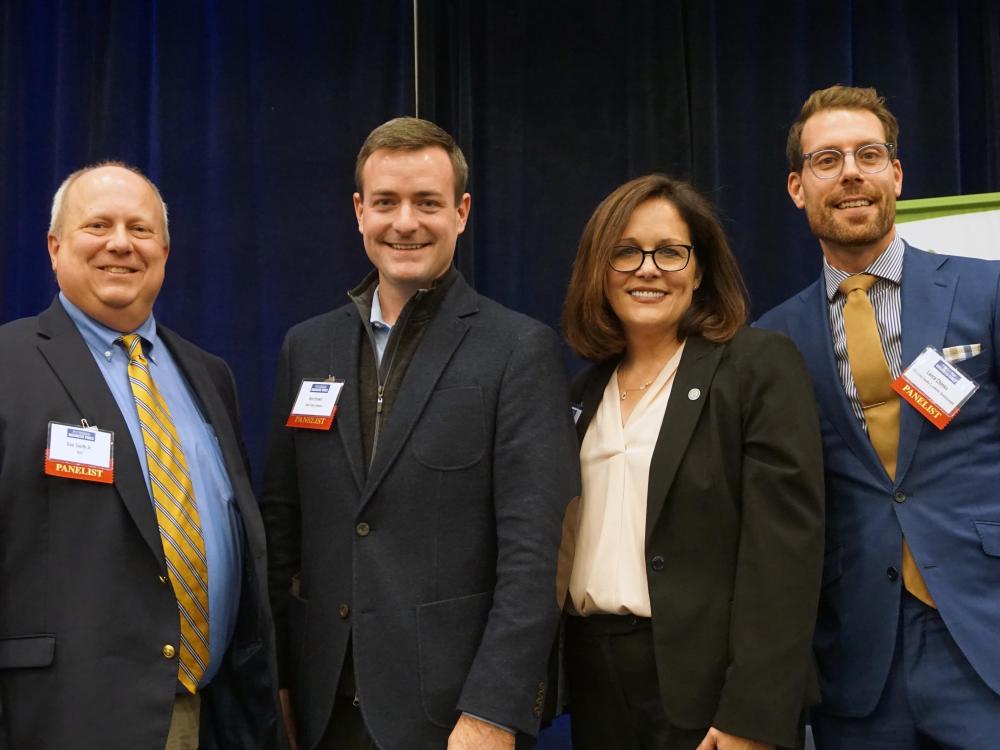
[802,143,896,179]
[609,244,693,273]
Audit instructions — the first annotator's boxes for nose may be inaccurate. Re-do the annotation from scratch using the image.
[106,223,133,252]
[840,151,863,180]
[392,202,419,234]
[635,252,660,277]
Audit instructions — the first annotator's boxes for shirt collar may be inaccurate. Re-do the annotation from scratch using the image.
[59,292,159,360]
[369,285,392,331]
[823,233,905,301]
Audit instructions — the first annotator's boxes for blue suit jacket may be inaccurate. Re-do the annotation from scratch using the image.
[757,244,1000,717]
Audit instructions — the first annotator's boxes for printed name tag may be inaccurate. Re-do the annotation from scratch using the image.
[285,379,344,430]
[890,347,979,429]
[44,422,115,483]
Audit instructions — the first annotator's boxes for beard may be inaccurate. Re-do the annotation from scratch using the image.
[804,192,896,248]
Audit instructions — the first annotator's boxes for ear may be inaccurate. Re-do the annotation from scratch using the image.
[46,233,60,272]
[787,171,806,209]
[455,193,471,235]
[892,159,903,198]
[353,193,364,234]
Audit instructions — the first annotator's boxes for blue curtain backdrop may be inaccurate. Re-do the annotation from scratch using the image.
[2,1,999,748]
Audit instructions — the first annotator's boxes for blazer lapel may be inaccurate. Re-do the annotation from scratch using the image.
[789,278,889,483]
[158,328,261,540]
[35,300,164,566]
[895,247,956,483]
[360,279,476,504]
[324,308,367,492]
[645,336,723,543]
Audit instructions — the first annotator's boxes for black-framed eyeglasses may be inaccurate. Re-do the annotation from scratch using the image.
[609,244,693,273]
[802,142,896,179]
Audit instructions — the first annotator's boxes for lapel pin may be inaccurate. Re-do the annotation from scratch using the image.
[687,388,701,401]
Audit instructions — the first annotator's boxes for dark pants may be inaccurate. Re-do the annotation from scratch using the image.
[565,614,708,750]
[813,592,1000,750]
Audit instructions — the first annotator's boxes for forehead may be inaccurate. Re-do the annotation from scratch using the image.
[800,108,888,151]
[362,146,455,196]
[66,167,161,217]
[622,198,689,238]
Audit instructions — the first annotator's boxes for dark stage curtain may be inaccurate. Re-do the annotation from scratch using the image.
[418,0,1000,333]
[1,0,414,470]
[2,0,999,496]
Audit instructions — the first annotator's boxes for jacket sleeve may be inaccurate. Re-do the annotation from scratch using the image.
[455,324,581,735]
[712,332,825,747]
[259,334,302,687]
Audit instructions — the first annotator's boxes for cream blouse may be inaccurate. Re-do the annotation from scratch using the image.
[568,342,685,617]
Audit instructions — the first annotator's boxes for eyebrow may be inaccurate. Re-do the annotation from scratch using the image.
[616,236,690,245]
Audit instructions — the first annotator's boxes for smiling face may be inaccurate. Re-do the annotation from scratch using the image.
[605,198,700,345]
[47,166,169,332]
[353,146,470,308]
[788,108,903,272]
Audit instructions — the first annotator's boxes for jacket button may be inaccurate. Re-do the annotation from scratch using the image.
[894,491,906,503]
[356,522,371,537]
[887,566,899,582]
[650,555,665,572]
[162,644,176,659]
[158,575,169,585]
[339,604,351,619]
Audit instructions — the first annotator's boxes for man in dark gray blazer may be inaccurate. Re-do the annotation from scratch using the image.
[261,118,579,750]
[0,163,281,749]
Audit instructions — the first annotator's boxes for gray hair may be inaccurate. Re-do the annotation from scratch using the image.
[49,160,170,244]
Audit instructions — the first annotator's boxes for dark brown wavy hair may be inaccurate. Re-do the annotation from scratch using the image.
[562,174,748,361]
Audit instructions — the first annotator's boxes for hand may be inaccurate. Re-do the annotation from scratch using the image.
[279,688,299,750]
[447,714,515,750]
[695,726,774,750]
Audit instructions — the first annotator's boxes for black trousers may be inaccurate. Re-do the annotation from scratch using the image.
[565,614,708,750]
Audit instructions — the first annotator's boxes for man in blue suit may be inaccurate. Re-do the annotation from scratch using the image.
[758,85,1000,749]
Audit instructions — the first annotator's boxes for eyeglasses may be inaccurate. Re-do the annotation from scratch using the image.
[802,143,896,179]
[609,244,693,273]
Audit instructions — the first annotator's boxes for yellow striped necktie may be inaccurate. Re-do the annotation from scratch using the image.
[839,275,935,608]
[118,334,210,692]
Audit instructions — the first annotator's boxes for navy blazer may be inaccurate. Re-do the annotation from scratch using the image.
[262,272,580,749]
[757,244,1000,716]
[0,299,281,750]
[570,328,825,748]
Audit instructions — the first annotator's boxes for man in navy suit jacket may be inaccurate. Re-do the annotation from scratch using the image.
[261,118,579,750]
[758,85,1000,749]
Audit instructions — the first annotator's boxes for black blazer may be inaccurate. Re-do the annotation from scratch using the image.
[262,273,580,750]
[0,299,281,750]
[570,327,824,748]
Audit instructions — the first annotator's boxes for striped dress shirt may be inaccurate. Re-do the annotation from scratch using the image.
[823,235,906,428]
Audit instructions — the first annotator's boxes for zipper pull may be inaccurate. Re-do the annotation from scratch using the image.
[376,385,384,414]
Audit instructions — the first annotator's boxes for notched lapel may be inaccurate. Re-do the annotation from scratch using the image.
[325,309,366,492]
[644,337,722,543]
[791,280,889,483]
[896,249,956,483]
[35,302,164,567]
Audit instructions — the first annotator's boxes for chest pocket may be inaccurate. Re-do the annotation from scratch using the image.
[412,386,486,470]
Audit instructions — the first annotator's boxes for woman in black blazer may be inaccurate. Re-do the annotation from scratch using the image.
[560,174,824,750]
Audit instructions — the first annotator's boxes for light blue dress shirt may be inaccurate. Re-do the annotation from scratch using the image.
[369,285,392,366]
[60,293,243,688]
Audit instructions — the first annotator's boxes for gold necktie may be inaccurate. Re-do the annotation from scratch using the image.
[839,275,935,607]
[119,334,211,691]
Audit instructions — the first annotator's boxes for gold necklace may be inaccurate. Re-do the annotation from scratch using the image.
[619,377,656,400]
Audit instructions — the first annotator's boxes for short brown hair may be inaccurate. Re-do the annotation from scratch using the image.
[786,85,900,171]
[562,174,748,361]
[355,117,469,203]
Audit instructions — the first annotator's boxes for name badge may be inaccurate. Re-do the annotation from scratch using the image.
[890,347,979,429]
[44,422,115,483]
[286,379,344,430]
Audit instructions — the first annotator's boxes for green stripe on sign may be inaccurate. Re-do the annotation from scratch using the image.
[896,192,1000,223]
